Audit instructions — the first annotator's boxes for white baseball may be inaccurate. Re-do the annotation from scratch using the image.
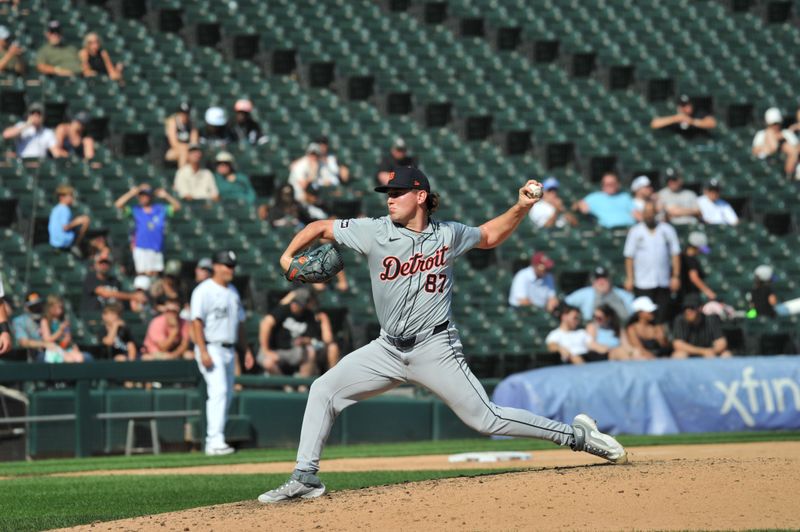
[526,183,543,199]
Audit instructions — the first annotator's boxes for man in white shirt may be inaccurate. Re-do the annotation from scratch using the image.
[697,179,738,226]
[545,305,608,364]
[508,252,559,312]
[2,104,55,159]
[657,168,700,225]
[624,201,681,324]
[528,177,577,229]
[173,144,219,201]
[752,107,799,179]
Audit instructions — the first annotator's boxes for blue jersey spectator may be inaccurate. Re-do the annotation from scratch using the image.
[508,252,559,312]
[114,184,181,276]
[48,185,90,251]
[574,172,635,228]
[564,266,634,322]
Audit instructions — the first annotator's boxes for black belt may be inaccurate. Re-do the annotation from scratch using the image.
[210,342,235,349]
[385,321,449,350]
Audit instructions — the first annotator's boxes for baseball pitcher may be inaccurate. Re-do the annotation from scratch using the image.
[258,167,626,503]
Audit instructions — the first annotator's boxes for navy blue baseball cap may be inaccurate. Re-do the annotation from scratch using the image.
[374,166,430,193]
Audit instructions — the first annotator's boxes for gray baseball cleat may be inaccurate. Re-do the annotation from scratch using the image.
[571,414,628,464]
[258,471,326,504]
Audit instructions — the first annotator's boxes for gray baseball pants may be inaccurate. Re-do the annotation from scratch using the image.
[295,324,575,473]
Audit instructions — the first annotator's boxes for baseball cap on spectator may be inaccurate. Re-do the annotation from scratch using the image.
[137,185,153,196]
[177,101,191,113]
[682,293,703,310]
[631,175,652,192]
[677,94,691,106]
[197,257,213,271]
[133,275,151,291]
[592,266,609,279]
[215,151,235,164]
[688,232,710,254]
[306,143,322,155]
[392,137,407,151]
[187,143,202,152]
[72,111,90,125]
[25,291,43,308]
[292,287,313,306]
[531,251,555,270]
[542,177,559,191]
[632,296,658,313]
[374,166,431,193]
[204,106,227,127]
[705,178,721,190]
[317,135,329,145]
[28,103,44,115]
[0,26,10,41]
[765,107,783,125]
[664,167,681,181]
[213,250,237,267]
[754,265,773,282]
[234,99,253,113]
[47,20,62,33]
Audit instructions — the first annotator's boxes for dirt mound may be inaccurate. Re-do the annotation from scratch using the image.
[61,441,800,531]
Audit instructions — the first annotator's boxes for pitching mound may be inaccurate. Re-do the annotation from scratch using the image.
[62,441,800,531]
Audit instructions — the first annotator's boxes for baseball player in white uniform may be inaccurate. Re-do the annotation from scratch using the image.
[191,250,254,456]
[258,168,627,503]
[0,273,11,354]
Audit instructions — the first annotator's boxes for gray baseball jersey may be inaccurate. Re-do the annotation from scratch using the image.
[334,215,479,337]
[292,215,576,474]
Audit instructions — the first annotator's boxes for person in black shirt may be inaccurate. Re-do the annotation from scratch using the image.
[230,99,266,145]
[748,265,778,318]
[680,231,716,302]
[672,294,731,358]
[650,94,716,140]
[257,288,339,378]
[81,255,145,314]
[99,302,137,361]
[376,137,417,186]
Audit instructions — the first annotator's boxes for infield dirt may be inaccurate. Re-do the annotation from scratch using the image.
[61,441,800,531]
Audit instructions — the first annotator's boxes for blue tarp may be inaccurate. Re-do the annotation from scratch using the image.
[491,356,800,434]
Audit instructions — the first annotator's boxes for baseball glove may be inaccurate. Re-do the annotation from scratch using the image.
[285,244,344,283]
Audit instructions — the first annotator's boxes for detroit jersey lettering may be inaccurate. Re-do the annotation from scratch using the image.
[333,215,481,337]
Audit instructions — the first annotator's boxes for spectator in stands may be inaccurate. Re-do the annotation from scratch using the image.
[650,94,716,139]
[752,107,799,179]
[630,175,655,222]
[85,229,111,263]
[142,297,192,360]
[50,111,95,160]
[573,172,635,229]
[201,106,236,149]
[213,151,256,204]
[672,293,731,358]
[40,294,84,363]
[130,275,152,315]
[680,231,716,303]
[230,99,265,145]
[565,266,634,322]
[266,183,312,228]
[12,292,53,362]
[258,288,339,380]
[377,137,416,186]
[0,25,26,75]
[195,258,213,285]
[2,103,56,159]
[36,20,81,77]
[289,142,321,202]
[748,265,778,318]
[114,184,181,276]
[0,281,9,356]
[164,102,198,168]
[623,201,681,324]
[528,177,578,229]
[624,296,670,359]
[78,32,123,82]
[317,135,350,186]
[508,252,558,312]
[656,167,700,225]
[48,184,90,254]
[173,144,219,201]
[99,302,137,361]
[82,255,146,314]
[545,305,617,364]
[697,179,738,226]
[586,304,634,361]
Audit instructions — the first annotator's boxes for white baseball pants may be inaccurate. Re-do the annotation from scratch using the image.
[295,325,575,473]
[196,344,236,450]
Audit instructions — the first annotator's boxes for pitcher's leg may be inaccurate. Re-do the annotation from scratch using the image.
[409,329,574,447]
[296,340,404,473]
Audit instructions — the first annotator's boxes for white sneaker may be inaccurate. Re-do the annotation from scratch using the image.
[258,473,326,504]
[205,444,235,456]
[571,414,627,464]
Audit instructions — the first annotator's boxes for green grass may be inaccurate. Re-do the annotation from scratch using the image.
[1,430,798,477]
[0,470,516,532]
